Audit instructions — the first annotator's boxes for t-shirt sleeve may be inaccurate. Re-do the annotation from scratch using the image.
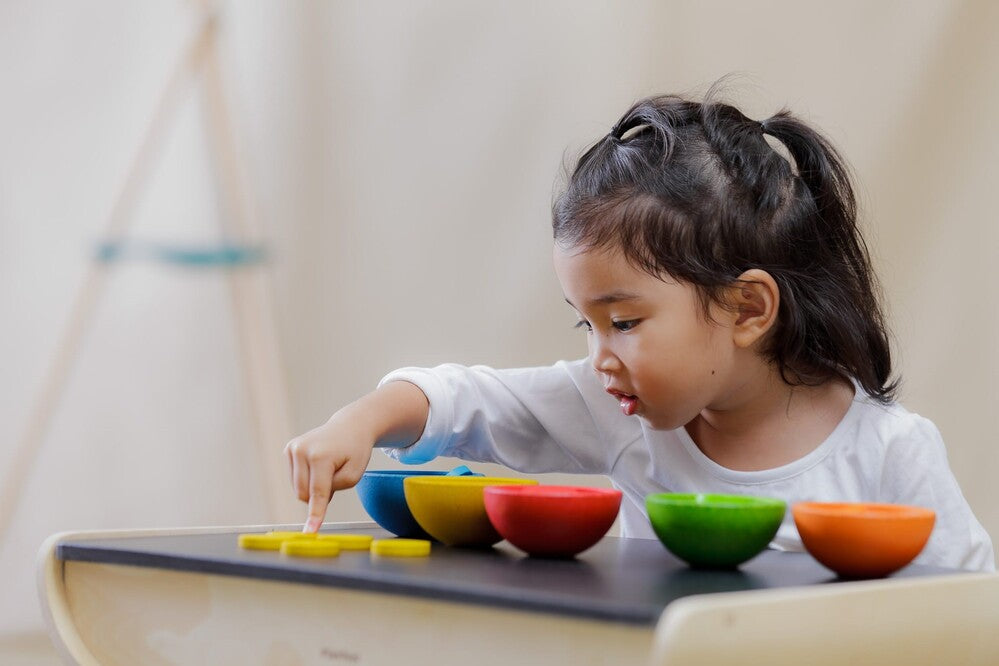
[879,414,995,572]
[375,359,634,475]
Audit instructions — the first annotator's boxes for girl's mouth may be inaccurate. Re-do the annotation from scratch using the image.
[607,389,639,416]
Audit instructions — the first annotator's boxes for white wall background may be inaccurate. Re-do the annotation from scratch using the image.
[1,0,997,638]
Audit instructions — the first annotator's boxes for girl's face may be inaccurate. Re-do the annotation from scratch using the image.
[553,243,740,430]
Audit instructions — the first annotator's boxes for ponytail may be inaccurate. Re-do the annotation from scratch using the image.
[758,112,897,402]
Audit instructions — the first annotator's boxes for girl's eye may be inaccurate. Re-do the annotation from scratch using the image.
[573,320,593,332]
[612,319,640,332]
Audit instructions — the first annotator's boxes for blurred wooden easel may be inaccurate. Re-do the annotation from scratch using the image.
[0,4,299,541]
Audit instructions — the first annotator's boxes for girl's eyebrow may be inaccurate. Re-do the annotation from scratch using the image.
[564,291,641,308]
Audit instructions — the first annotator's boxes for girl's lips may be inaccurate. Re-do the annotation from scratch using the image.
[607,389,639,416]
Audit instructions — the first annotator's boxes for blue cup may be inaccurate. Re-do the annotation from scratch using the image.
[356,467,476,538]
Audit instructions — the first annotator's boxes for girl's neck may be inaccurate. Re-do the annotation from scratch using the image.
[685,368,855,472]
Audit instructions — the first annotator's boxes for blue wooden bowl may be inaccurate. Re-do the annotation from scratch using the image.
[356,467,476,538]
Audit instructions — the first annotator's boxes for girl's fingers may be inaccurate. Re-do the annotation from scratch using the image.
[331,459,365,493]
[285,445,296,490]
[291,447,311,503]
[305,463,335,533]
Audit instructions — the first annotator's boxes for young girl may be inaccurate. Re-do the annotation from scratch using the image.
[286,92,994,571]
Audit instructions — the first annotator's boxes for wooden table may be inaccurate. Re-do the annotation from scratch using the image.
[39,522,999,665]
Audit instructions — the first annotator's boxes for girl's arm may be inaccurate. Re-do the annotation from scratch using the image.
[286,359,639,532]
[377,359,636,473]
[880,416,995,571]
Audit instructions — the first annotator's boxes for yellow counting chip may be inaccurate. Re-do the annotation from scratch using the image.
[370,539,431,558]
[266,531,317,540]
[317,534,374,551]
[281,539,341,558]
[238,533,288,551]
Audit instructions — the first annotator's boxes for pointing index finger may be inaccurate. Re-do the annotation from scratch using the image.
[304,474,333,533]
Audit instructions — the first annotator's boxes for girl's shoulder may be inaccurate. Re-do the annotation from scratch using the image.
[847,387,947,458]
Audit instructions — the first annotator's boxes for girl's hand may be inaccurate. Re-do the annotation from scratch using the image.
[285,411,377,533]
[284,381,430,532]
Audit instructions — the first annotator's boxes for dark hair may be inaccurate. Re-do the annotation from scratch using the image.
[552,92,898,403]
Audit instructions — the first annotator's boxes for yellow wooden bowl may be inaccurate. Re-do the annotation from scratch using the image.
[403,476,538,547]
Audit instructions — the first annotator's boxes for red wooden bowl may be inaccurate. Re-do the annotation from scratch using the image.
[483,485,622,558]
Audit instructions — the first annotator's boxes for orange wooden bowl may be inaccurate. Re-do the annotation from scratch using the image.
[792,502,935,578]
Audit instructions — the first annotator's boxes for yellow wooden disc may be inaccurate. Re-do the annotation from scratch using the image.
[266,531,317,540]
[281,539,341,558]
[370,539,431,558]
[317,534,374,550]
[238,534,288,551]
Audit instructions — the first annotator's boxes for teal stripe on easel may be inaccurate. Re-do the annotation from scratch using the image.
[95,240,267,266]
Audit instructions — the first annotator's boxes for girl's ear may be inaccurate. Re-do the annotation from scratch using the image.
[729,269,780,349]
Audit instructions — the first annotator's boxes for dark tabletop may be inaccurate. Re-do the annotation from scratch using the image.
[56,526,955,626]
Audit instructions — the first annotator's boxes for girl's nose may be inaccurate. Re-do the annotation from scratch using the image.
[590,336,622,374]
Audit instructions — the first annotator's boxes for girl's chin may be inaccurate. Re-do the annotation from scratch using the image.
[637,413,668,430]
[637,411,686,431]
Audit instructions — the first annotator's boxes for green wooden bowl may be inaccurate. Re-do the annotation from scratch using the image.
[645,493,786,568]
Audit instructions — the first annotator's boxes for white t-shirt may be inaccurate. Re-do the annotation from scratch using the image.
[380,359,994,572]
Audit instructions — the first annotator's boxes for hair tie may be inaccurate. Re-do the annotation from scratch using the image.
[758,120,768,134]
